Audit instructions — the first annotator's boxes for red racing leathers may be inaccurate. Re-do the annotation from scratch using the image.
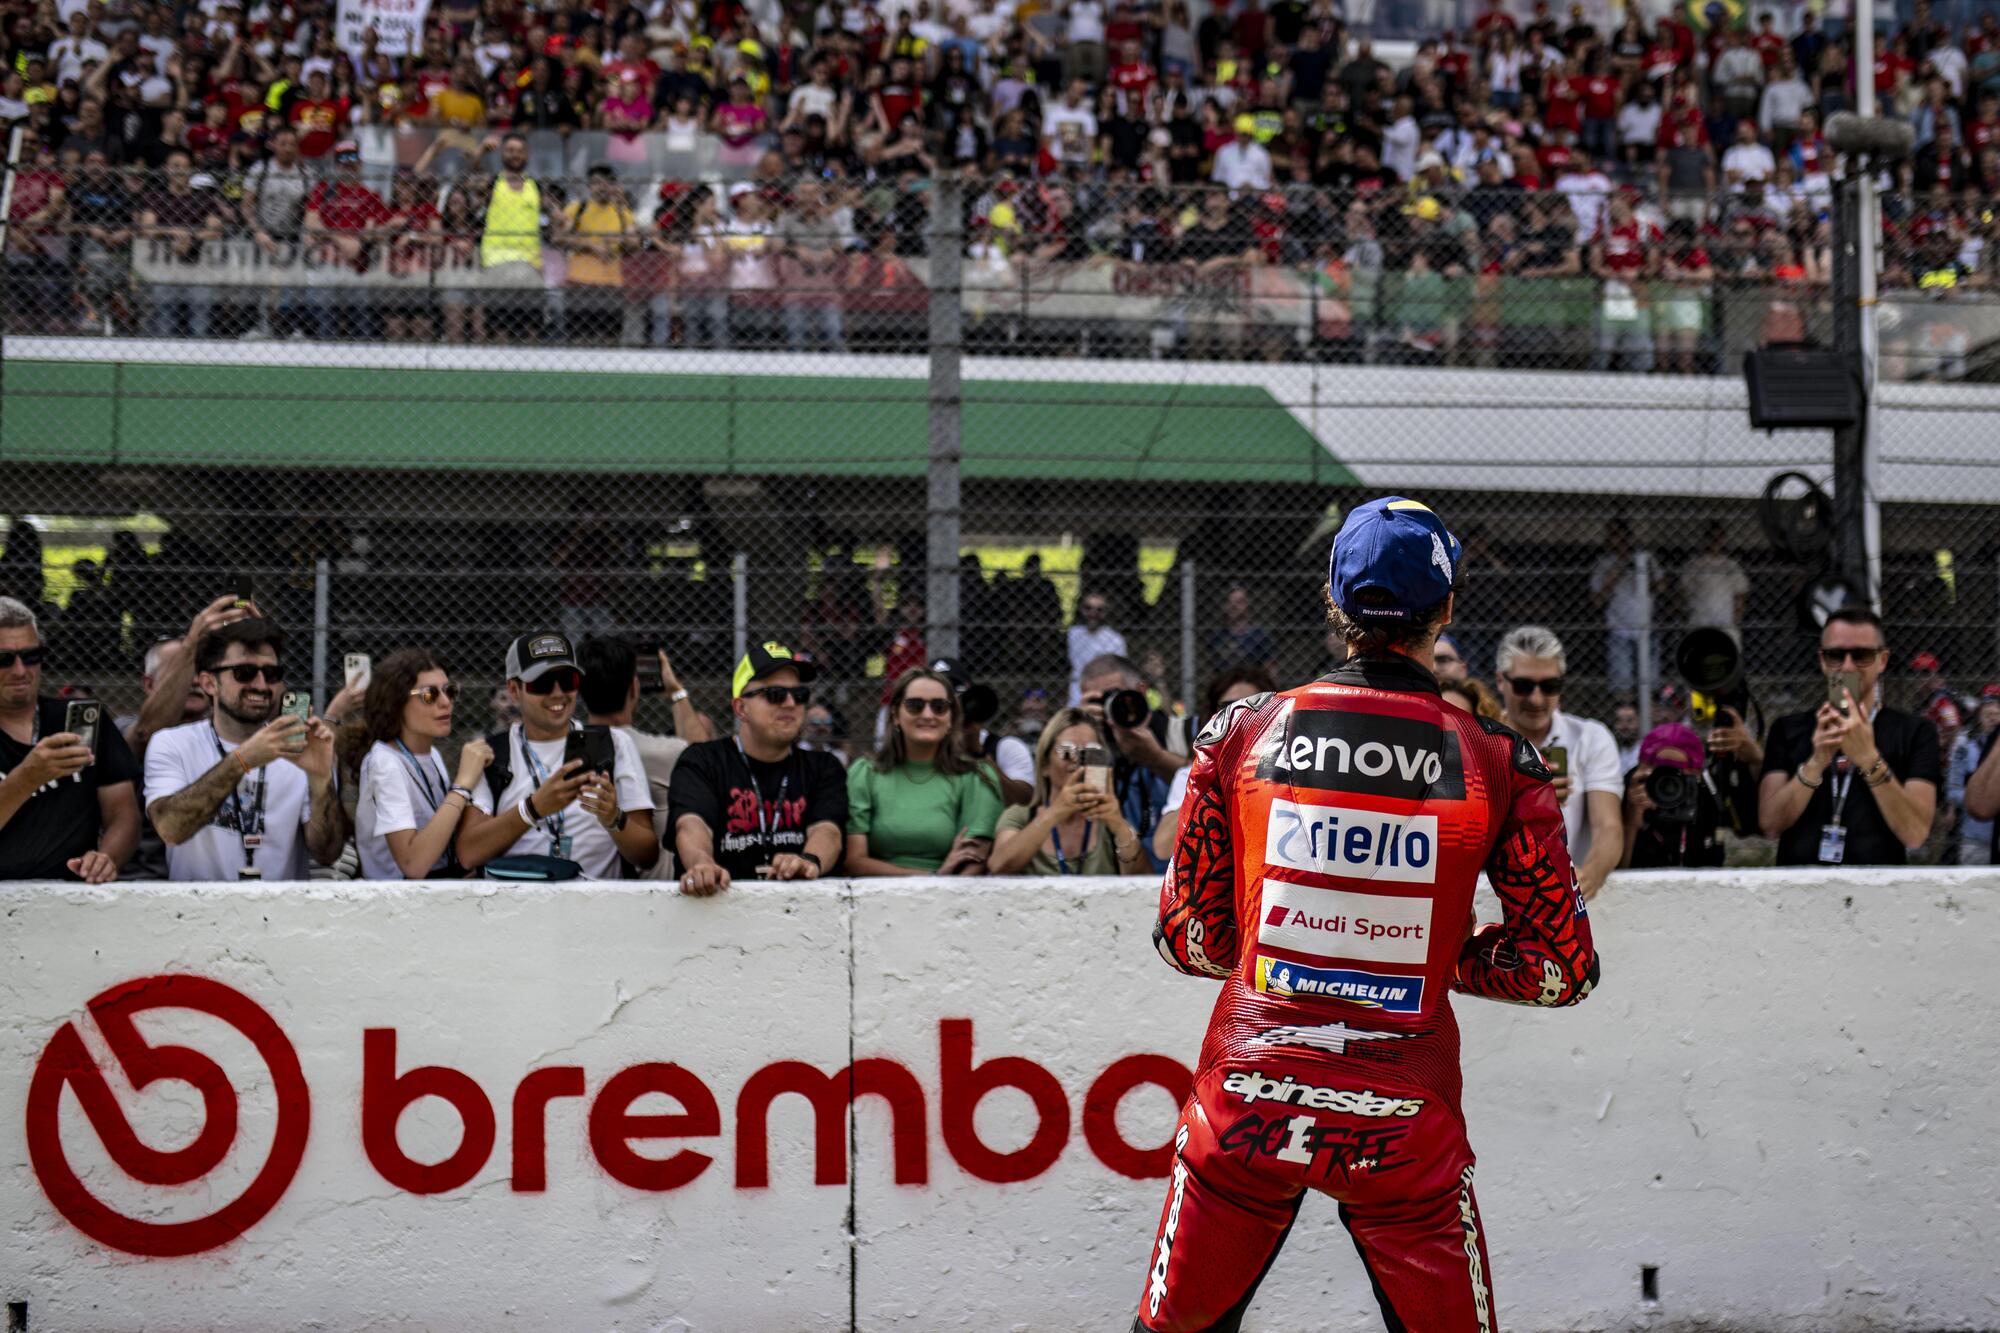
[1138,654,1599,1333]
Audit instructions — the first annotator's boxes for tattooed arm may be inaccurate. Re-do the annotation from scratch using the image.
[1456,737,1601,1008]
[1154,694,1267,980]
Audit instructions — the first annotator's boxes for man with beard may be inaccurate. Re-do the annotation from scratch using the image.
[145,618,346,880]
[669,642,848,893]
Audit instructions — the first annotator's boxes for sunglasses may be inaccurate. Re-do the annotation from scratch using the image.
[410,683,460,705]
[221,663,285,685]
[1818,646,1884,666]
[524,669,581,695]
[1505,675,1563,697]
[0,647,46,669]
[742,684,812,705]
[901,695,954,716]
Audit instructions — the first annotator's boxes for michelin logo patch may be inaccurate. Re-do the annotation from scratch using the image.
[1254,957,1426,1013]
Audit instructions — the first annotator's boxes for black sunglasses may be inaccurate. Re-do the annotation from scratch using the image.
[409,683,460,705]
[1505,675,1563,697]
[1818,646,1884,665]
[222,663,285,685]
[743,684,812,706]
[524,669,582,695]
[901,695,953,715]
[0,647,47,669]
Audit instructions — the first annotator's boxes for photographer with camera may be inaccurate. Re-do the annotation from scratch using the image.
[1758,607,1940,867]
[1077,653,1180,870]
[1621,723,1727,868]
[929,656,1034,808]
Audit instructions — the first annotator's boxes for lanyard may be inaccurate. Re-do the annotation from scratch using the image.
[1826,756,1854,829]
[734,739,790,852]
[395,741,445,813]
[211,723,267,865]
[517,726,565,847]
[1050,814,1093,875]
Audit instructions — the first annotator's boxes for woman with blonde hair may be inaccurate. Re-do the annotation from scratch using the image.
[990,708,1146,876]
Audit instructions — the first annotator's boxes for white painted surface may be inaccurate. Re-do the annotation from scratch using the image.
[2,870,1996,1332]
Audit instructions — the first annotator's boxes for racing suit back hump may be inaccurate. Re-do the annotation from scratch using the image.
[1140,653,1598,1333]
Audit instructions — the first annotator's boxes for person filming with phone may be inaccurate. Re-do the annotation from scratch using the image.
[144,618,347,881]
[1494,625,1624,900]
[1758,606,1940,866]
[457,632,657,879]
[989,707,1147,876]
[0,597,141,883]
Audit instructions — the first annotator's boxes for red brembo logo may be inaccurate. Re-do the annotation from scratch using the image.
[26,975,312,1257]
[27,977,1190,1257]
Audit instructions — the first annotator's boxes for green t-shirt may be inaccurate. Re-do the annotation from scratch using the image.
[993,803,1123,876]
[846,759,1005,871]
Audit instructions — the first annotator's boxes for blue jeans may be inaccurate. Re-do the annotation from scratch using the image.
[148,282,215,338]
[784,302,845,352]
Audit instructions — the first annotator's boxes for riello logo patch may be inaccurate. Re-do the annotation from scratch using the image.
[26,974,1191,1256]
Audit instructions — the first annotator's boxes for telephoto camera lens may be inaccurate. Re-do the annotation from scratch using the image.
[1105,689,1151,730]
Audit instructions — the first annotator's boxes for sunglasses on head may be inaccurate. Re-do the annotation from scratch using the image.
[221,663,285,685]
[410,683,460,705]
[1505,675,1563,697]
[523,668,581,695]
[901,695,954,716]
[743,684,812,706]
[0,647,46,669]
[1818,646,1884,666]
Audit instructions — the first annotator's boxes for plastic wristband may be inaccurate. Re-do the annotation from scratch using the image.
[448,785,475,802]
[670,688,690,704]
[233,750,253,777]
[518,794,539,825]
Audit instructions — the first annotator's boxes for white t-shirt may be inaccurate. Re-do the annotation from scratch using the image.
[1042,100,1097,140]
[789,82,838,121]
[1066,0,1105,44]
[1590,552,1650,631]
[1162,764,1191,818]
[1721,142,1777,187]
[1535,710,1622,871]
[980,730,1034,784]
[356,739,453,880]
[1067,623,1130,702]
[470,726,653,879]
[1680,553,1749,631]
[146,720,316,881]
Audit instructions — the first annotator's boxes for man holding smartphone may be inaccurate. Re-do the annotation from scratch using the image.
[456,632,658,879]
[145,618,347,880]
[0,597,141,883]
[1758,606,1940,866]
[1494,625,1625,900]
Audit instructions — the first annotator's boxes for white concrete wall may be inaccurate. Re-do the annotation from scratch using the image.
[2,870,1996,1332]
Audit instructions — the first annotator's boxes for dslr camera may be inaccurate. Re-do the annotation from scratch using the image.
[1102,688,1150,730]
[1643,766,1699,825]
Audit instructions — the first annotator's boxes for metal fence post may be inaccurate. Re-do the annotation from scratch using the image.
[732,551,749,664]
[1180,560,1197,720]
[926,171,964,660]
[1634,548,1655,734]
[312,556,330,712]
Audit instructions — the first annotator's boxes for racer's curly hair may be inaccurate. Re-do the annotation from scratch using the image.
[1324,582,1451,658]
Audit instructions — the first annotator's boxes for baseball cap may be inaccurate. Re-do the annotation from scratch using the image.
[506,632,579,683]
[333,138,359,158]
[733,641,819,698]
[1638,722,1705,772]
[1911,650,1942,671]
[1327,497,1461,623]
[728,180,757,198]
[1233,113,1256,135]
[1980,683,2000,700]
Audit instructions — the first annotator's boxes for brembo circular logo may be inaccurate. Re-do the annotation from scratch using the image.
[26,975,311,1256]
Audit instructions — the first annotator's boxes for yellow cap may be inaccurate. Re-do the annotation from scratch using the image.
[1233,113,1257,134]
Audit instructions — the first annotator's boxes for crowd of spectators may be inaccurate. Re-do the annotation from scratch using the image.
[4,534,1995,887]
[7,0,2000,359]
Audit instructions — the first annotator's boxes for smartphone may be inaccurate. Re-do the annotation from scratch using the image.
[277,690,311,751]
[564,724,616,775]
[633,641,664,696]
[343,653,371,690]
[1828,670,1862,715]
[1079,744,1113,795]
[233,573,255,610]
[1542,745,1569,779]
[64,699,101,764]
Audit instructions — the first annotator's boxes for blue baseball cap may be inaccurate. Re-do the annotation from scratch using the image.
[1327,497,1461,623]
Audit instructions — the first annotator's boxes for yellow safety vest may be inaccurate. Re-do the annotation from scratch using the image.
[481,176,543,269]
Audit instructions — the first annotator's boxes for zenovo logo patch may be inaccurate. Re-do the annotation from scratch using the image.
[25,975,311,1257]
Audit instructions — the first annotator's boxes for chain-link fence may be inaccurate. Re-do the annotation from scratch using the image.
[4,161,1998,754]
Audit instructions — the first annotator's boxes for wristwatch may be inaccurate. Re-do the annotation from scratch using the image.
[669,688,690,704]
[612,811,628,832]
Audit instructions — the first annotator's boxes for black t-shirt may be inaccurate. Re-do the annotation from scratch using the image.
[665,739,849,881]
[1760,706,1942,866]
[1982,728,1999,863]
[0,697,142,879]
[1624,766,1726,868]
